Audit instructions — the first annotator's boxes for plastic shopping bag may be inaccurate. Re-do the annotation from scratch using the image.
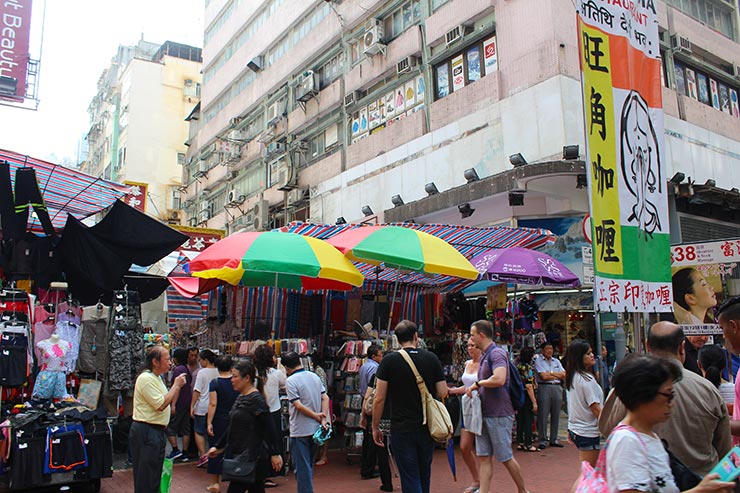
[160,457,173,493]
[461,391,482,435]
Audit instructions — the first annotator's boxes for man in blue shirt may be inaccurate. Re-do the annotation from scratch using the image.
[358,344,386,482]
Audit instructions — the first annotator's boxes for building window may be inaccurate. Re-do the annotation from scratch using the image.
[433,36,498,101]
[177,152,186,165]
[172,188,182,209]
[320,53,344,88]
[665,0,736,40]
[383,0,421,41]
[673,61,739,117]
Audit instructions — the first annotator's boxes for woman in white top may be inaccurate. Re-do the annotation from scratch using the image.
[448,338,481,493]
[605,354,733,493]
[254,344,287,487]
[565,340,603,468]
[698,344,735,414]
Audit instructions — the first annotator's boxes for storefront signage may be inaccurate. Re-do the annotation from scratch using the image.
[173,225,224,252]
[123,181,148,212]
[671,239,740,267]
[0,0,32,101]
[679,324,723,335]
[577,0,672,312]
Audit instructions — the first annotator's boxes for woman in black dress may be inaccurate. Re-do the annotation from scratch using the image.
[206,355,240,493]
[207,359,283,493]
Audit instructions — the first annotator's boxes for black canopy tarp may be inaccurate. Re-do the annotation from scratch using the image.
[58,200,188,304]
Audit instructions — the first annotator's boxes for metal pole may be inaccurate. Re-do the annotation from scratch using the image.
[272,272,279,334]
[387,278,400,334]
[614,311,626,363]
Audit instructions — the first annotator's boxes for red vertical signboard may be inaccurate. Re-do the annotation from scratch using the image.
[0,0,32,101]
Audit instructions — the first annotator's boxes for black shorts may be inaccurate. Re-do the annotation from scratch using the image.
[166,409,191,437]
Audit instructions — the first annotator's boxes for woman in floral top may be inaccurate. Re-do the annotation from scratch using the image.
[516,346,539,452]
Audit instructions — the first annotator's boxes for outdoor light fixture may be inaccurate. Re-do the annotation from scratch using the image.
[576,174,588,189]
[391,195,404,207]
[336,217,347,225]
[464,168,480,183]
[509,153,527,167]
[562,145,580,160]
[458,203,475,218]
[669,172,685,185]
[425,182,439,195]
[362,205,374,217]
[705,179,716,187]
[508,192,525,206]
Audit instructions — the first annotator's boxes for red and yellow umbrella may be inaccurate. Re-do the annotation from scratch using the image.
[189,231,364,291]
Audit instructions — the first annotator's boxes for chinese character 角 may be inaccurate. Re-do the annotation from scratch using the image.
[590,87,607,140]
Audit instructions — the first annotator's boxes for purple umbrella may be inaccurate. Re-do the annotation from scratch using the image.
[470,247,581,287]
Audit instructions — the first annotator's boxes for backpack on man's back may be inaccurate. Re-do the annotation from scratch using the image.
[486,347,526,411]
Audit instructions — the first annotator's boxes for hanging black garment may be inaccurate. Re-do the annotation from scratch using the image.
[68,271,170,306]
[91,200,188,266]
[58,201,187,304]
[13,167,57,239]
[7,232,61,288]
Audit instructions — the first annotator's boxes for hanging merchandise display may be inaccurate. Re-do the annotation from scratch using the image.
[106,289,145,392]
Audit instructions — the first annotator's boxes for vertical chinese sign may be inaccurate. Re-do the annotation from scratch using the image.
[123,181,148,212]
[577,0,672,312]
[0,0,32,101]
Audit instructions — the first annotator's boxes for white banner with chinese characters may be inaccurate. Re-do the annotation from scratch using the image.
[577,0,672,312]
[671,240,740,267]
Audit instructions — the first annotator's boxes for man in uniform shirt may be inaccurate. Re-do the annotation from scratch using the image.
[131,346,187,493]
[534,341,566,449]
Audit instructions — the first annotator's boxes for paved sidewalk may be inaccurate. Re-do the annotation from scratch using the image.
[102,431,579,493]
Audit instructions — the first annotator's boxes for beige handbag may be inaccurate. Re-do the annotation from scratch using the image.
[398,349,453,443]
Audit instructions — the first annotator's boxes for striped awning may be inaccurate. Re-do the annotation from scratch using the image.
[0,149,131,231]
[280,222,556,292]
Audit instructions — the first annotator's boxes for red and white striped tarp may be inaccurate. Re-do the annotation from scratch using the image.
[0,148,131,231]
[280,221,556,292]
[167,286,209,330]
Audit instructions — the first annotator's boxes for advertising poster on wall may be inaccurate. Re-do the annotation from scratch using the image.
[483,36,498,73]
[395,86,406,113]
[577,0,672,312]
[416,75,425,100]
[731,89,739,117]
[385,91,395,119]
[519,216,591,284]
[685,68,698,100]
[451,54,465,92]
[368,100,380,129]
[405,80,416,107]
[710,79,721,109]
[670,240,740,334]
[359,106,368,133]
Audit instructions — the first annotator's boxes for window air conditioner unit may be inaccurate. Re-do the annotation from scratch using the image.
[247,56,264,72]
[266,102,280,125]
[287,188,308,206]
[252,200,269,231]
[194,160,209,177]
[296,71,320,103]
[199,209,210,222]
[295,140,310,152]
[276,163,297,191]
[670,34,691,54]
[228,146,242,162]
[445,25,464,45]
[200,200,210,211]
[166,210,182,222]
[344,92,358,107]
[397,56,419,75]
[262,142,286,158]
[227,189,245,206]
[363,19,385,56]
[231,116,243,127]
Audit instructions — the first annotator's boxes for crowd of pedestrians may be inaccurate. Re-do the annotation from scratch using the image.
[128,297,740,493]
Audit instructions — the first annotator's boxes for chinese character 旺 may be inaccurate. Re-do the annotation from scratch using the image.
[590,87,607,140]
[582,32,609,73]
[609,281,620,305]
[655,285,671,306]
[595,219,620,263]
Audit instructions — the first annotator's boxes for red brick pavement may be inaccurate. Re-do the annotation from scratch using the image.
[100,444,580,493]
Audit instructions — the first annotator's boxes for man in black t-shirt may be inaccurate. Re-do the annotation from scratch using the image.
[372,320,447,493]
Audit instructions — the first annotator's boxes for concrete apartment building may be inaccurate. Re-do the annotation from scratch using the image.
[184,0,740,246]
[83,40,203,223]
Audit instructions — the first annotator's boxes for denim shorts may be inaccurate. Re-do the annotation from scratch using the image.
[193,415,207,435]
[475,415,514,462]
[568,430,601,451]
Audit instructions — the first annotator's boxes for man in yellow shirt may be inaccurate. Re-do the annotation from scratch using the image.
[131,346,187,493]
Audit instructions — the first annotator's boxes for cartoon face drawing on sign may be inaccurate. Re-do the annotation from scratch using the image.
[620,91,662,239]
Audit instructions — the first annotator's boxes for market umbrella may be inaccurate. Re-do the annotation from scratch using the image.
[189,231,365,327]
[326,225,478,330]
[470,247,580,287]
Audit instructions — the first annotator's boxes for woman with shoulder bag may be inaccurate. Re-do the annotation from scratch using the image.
[207,359,283,493]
